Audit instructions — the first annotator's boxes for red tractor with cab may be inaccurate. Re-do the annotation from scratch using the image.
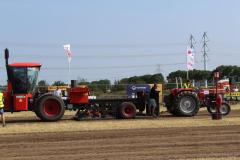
[3,48,90,121]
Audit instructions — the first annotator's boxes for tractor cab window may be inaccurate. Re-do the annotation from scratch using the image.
[12,67,27,93]
[11,67,40,94]
[27,67,39,93]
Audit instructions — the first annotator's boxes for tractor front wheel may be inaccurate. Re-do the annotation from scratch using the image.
[207,102,231,116]
[35,95,65,121]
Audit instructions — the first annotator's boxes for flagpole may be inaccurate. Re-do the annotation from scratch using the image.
[186,46,189,80]
[63,44,72,86]
[68,59,71,86]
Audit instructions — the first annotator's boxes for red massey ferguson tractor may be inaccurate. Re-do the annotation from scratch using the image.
[3,48,89,121]
[164,84,231,117]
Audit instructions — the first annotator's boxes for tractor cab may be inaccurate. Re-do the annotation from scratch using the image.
[4,49,41,112]
[8,63,41,94]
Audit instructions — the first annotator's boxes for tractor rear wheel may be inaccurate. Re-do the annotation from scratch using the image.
[164,94,177,115]
[36,95,65,121]
[207,102,231,116]
[175,91,199,116]
[118,102,136,119]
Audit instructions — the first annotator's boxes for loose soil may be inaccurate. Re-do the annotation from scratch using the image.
[0,126,240,160]
[0,107,240,160]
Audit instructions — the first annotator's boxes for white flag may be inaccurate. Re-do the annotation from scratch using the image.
[63,44,72,62]
[186,46,194,70]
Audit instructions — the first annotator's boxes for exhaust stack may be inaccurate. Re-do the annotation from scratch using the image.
[5,48,9,67]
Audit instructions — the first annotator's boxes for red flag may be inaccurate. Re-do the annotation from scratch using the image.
[63,44,72,62]
[186,46,194,70]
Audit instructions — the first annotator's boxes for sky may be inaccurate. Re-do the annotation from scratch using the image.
[0,0,240,85]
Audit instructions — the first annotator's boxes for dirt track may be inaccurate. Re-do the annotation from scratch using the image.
[1,109,240,160]
[0,125,240,160]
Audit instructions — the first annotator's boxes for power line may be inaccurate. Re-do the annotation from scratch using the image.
[0,42,188,49]
[7,51,240,59]
[9,52,184,59]
[0,60,203,71]
[39,62,199,70]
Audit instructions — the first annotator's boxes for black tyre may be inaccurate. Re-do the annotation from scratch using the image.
[206,105,214,114]
[34,109,41,118]
[118,102,136,119]
[175,91,199,116]
[35,95,65,121]
[207,102,231,116]
[164,94,177,115]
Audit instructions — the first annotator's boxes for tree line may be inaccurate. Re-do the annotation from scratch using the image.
[38,65,240,93]
[38,74,164,94]
[167,65,240,83]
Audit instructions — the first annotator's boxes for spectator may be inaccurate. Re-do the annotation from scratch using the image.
[149,83,159,117]
[0,91,6,127]
[54,86,62,97]
[183,80,192,88]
